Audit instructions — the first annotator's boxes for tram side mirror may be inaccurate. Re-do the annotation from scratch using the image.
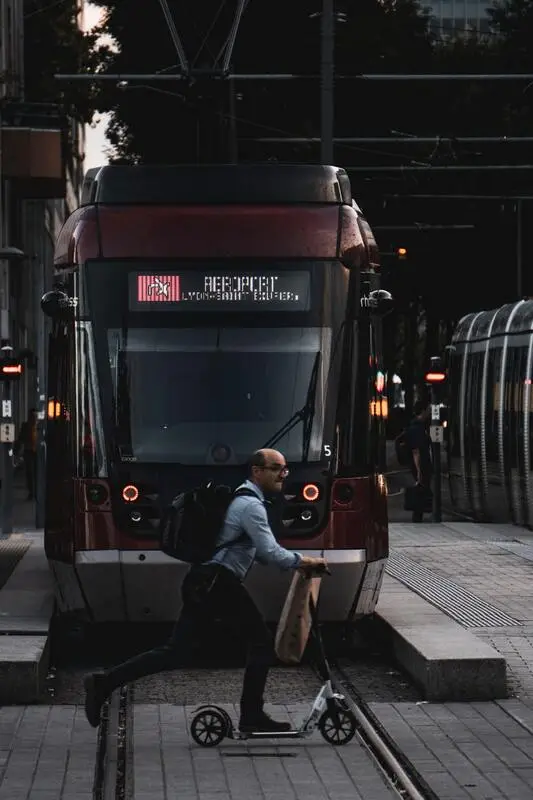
[41,290,76,319]
[361,289,394,316]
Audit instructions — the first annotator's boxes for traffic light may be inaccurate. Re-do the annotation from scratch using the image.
[425,356,447,402]
[0,358,24,381]
[397,247,408,260]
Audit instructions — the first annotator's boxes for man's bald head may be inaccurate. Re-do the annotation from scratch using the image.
[248,449,288,493]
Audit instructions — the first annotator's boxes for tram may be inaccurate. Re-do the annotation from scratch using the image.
[41,164,390,625]
[449,299,533,526]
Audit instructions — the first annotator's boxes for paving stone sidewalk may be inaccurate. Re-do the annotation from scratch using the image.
[389,522,533,698]
[379,522,533,799]
[0,705,97,800]
[133,702,397,800]
[370,700,533,800]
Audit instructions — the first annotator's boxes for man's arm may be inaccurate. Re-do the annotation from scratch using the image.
[240,500,301,570]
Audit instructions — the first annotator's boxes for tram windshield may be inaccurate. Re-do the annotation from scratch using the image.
[107,326,331,465]
[84,258,350,467]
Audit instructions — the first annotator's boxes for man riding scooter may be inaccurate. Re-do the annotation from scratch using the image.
[84,448,327,732]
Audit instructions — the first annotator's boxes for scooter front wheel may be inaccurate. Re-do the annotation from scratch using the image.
[191,708,228,747]
[318,707,357,746]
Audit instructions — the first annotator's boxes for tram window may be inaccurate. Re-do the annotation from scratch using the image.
[448,350,462,459]
[78,331,106,478]
[107,327,333,465]
[486,346,501,466]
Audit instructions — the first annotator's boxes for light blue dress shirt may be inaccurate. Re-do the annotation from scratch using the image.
[206,479,302,580]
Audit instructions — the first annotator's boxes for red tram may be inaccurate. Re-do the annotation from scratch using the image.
[41,164,389,626]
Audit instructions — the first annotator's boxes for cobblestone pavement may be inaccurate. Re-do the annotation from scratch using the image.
[370,699,533,800]
[133,702,397,800]
[0,705,97,800]
[389,522,533,700]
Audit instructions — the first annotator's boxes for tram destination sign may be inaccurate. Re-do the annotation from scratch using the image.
[129,271,311,312]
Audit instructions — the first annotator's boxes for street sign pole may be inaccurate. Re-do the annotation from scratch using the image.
[1,376,13,536]
[426,358,447,524]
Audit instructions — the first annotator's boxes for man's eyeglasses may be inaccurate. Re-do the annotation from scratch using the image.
[262,464,289,477]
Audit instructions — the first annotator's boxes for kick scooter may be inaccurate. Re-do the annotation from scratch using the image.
[190,565,358,747]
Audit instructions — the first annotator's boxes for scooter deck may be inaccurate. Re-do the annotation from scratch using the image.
[230,729,308,740]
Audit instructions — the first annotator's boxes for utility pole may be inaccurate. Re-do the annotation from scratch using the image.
[320,0,334,164]
[516,199,523,298]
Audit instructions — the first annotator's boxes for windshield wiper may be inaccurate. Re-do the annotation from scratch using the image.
[262,352,321,461]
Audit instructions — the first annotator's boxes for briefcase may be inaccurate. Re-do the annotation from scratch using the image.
[404,484,432,513]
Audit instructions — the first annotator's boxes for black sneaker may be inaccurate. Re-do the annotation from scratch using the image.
[84,672,109,728]
[239,710,291,733]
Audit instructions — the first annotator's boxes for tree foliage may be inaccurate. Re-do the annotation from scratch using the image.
[89,0,437,163]
[23,0,112,125]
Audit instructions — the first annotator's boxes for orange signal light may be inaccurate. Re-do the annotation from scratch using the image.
[302,483,320,502]
[397,247,407,259]
[122,484,139,502]
[425,371,446,383]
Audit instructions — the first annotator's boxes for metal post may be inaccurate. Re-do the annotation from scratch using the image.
[432,436,442,523]
[320,0,334,164]
[1,375,12,535]
[517,199,523,298]
[35,258,45,529]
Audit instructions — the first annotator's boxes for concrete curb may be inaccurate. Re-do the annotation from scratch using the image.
[372,574,507,701]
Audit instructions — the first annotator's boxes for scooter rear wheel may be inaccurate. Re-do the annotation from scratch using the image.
[191,708,228,747]
[318,707,357,746]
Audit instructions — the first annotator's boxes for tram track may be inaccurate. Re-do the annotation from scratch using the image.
[90,661,435,800]
[93,685,132,800]
[332,661,439,800]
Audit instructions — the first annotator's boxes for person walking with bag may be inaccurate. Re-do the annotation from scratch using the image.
[83,448,326,731]
[405,400,432,522]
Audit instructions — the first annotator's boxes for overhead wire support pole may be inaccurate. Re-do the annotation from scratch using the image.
[321,0,334,164]
[221,0,248,73]
[157,0,189,73]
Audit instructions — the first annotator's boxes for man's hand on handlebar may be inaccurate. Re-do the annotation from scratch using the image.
[298,556,329,575]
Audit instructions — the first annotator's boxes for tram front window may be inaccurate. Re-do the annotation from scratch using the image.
[108,327,331,465]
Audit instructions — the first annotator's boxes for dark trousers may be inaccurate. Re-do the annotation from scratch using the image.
[410,466,432,522]
[103,564,274,714]
[24,450,36,498]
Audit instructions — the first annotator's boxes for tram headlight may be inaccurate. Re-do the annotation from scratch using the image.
[122,484,139,502]
[302,483,320,502]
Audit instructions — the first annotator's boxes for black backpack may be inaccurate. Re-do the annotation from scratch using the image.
[394,429,411,467]
[159,483,257,564]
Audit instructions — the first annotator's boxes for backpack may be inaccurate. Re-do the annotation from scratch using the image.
[159,483,257,564]
[394,429,411,467]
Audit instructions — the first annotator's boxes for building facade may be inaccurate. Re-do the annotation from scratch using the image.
[0,0,85,524]
[425,0,493,38]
